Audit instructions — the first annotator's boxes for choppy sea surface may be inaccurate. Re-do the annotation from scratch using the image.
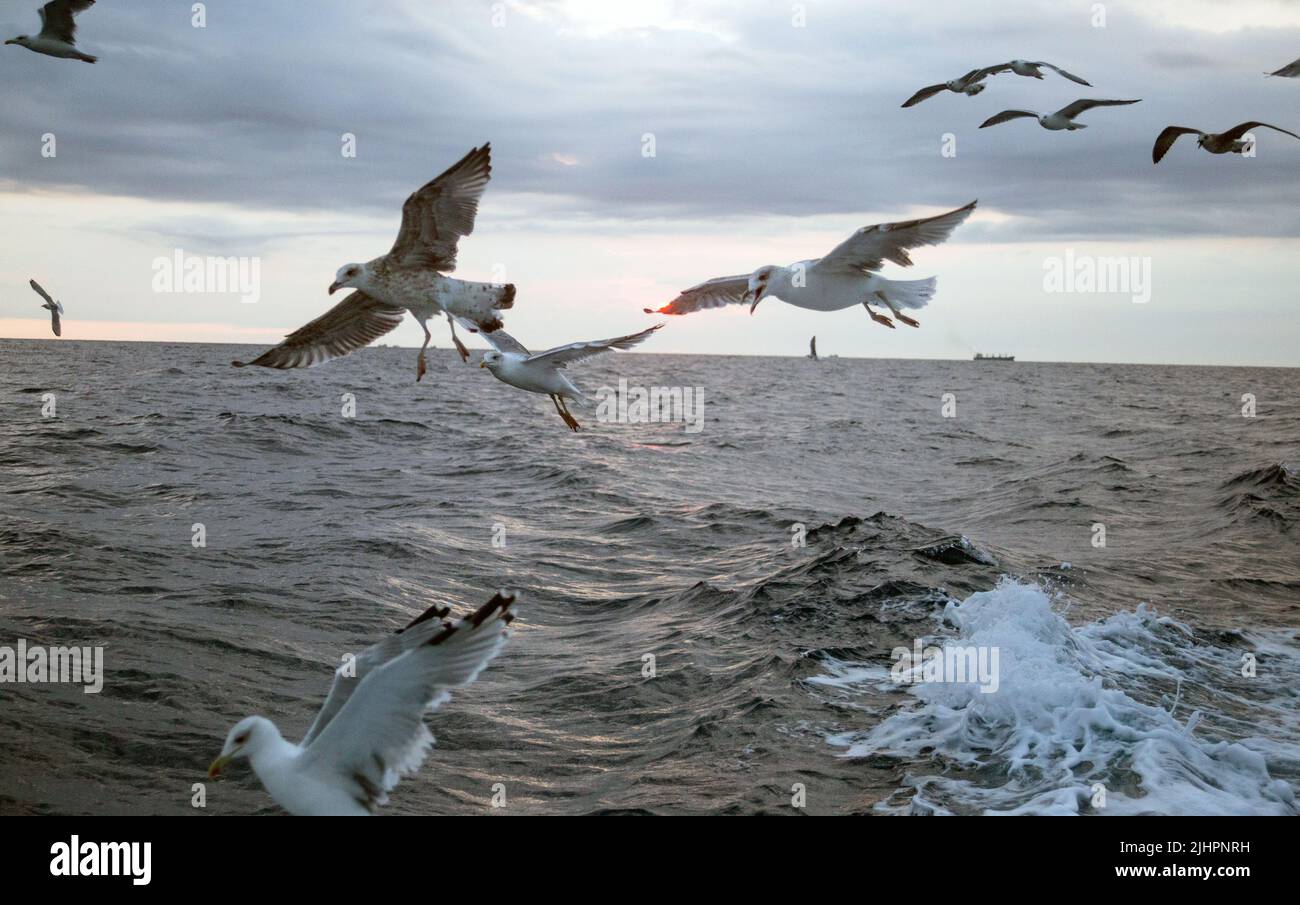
[1,337,1297,816]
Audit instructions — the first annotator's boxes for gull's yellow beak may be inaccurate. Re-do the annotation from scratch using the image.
[479,360,487,368]
[208,754,232,779]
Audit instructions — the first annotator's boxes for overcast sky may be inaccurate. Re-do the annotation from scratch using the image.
[2,0,1299,365]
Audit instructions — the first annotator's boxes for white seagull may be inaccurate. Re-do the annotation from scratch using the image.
[232,144,515,380]
[646,202,976,331]
[980,98,1141,131]
[901,68,994,107]
[28,279,63,336]
[208,591,516,816]
[1152,121,1300,163]
[479,325,663,432]
[1266,57,1300,77]
[978,59,1092,86]
[5,0,97,63]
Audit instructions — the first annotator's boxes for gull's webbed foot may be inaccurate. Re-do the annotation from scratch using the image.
[453,334,470,363]
[864,303,895,329]
[416,352,427,382]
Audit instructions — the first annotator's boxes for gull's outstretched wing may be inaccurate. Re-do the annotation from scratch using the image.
[38,0,94,44]
[301,598,475,746]
[979,109,1039,128]
[28,279,55,305]
[231,291,406,369]
[814,201,977,276]
[1055,98,1141,119]
[1220,121,1300,142]
[527,324,663,369]
[296,592,516,812]
[646,274,749,316]
[1152,126,1203,163]
[389,144,492,271]
[901,83,949,108]
[480,329,530,356]
[1267,58,1300,77]
[1035,61,1091,85]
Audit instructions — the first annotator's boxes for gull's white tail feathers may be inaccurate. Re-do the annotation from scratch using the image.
[878,276,937,310]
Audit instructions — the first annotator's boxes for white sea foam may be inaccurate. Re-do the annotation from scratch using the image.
[822,578,1300,815]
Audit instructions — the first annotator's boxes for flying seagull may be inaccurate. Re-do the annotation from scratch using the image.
[208,591,516,816]
[980,98,1141,131]
[901,68,993,107]
[479,325,663,432]
[5,0,97,63]
[645,202,976,331]
[1266,58,1300,77]
[232,144,515,380]
[978,59,1091,86]
[28,279,63,337]
[1152,121,1300,163]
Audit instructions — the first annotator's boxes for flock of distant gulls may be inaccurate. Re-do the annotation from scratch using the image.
[9,0,1300,815]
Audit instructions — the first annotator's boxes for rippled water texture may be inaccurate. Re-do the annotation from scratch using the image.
[1,338,1296,814]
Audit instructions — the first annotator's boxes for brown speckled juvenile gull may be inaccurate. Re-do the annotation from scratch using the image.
[1152,121,1300,163]
[28,279,63,337]
[233,144,515,380]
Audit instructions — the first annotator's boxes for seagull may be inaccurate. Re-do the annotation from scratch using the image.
[28,279,63,337]
[5,0,97,63]
[901,68,994,107]
[1152,121,1300,163]
[207,591,516,816]
[232,144,515,380]
[479,325,663,432]
[1266,58,1300,77]
[645,202,976,331]
[979,98,1141,131]
[978,59,1091,86]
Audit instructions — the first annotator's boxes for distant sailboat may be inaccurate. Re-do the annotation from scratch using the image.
[809,336,819,360]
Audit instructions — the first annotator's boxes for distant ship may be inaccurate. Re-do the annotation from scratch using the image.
[974,353,1015,361]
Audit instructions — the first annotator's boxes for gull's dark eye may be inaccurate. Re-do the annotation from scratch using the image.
[235,733,248,745]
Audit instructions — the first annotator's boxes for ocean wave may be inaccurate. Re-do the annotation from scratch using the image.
[819,579,1299,815]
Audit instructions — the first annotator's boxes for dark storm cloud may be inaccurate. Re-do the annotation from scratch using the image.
[2,0,1299,242]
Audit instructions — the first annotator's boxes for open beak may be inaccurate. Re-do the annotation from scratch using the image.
[746,290,763,315]
[478,360,487,368]
[207,753,232,779]
[328,281,342,295]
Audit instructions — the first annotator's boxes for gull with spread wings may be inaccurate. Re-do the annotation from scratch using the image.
[902,59,1090,108]
[233,144,515,380]
[208,591,516,816]
[646,202,976,331]
[901,69,995,107]
[479,325,663,432]
[978,59,1092,86]
[28,279,64,337]
[980,98,1141,131]
[5,0,97,63]
[1152,121,1300,163]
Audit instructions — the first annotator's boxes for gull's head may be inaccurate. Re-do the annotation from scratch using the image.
[329,262,367,295]
[480,350,503,370]
[1196,135,1208,149]
[208,716,275,778]
[744,266,778,314]
[5,36,29,47]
